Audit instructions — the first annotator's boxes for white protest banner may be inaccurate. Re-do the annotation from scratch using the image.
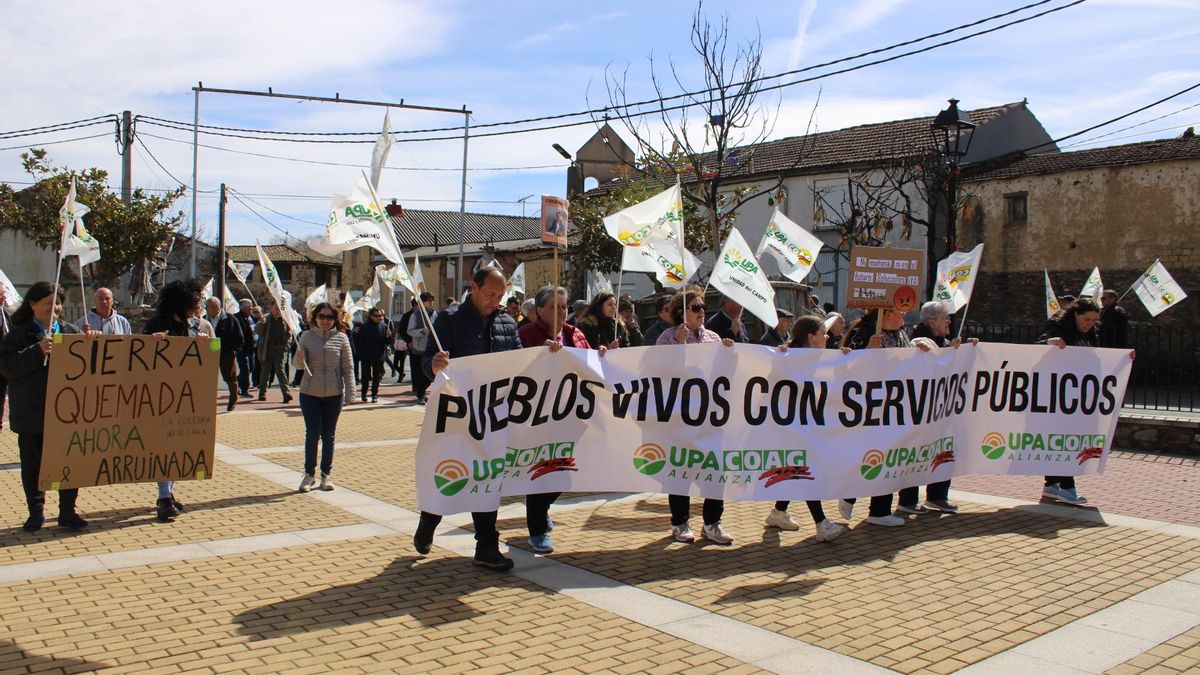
[309,174,404,264]
[602,183,682,248]
[932,243,984,314]
[255,241,300,335]
[1045,270,1061,318]
[710,227,778,327]
[0,266,21,312]
[756,208,823,284]
[369,110,393,191]
[507,262,526,297]
[415,343,1132,515]
[1080,266,1103,300]
[1132,260,1188,317]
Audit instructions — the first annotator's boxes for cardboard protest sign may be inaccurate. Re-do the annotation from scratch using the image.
[39,335,219,490]
[541,195,569,249]
[846,245,926,311]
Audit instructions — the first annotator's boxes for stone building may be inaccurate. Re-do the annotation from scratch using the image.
[225,244,342,312]
[959,135,1200,328]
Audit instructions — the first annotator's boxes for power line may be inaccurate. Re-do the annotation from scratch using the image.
[1062,121,1198,148]
[226,189,313,244]
[137,131,563,171]
[1025,80,1200,153]
[0,132,112,153]
[1060,100,1200,147]
[227,187,325,226]
[136,0,1075,139]
[0,115,118,139]
[135,135,188,187]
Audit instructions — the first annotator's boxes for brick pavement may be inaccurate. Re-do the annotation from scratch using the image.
[1,405,1198,673]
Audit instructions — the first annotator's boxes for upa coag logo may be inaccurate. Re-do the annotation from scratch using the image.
[860,449,885,480]
[980,431,1106,464]
[633,443,667,476]
[981,432,1007,460]
[433,459,470,496]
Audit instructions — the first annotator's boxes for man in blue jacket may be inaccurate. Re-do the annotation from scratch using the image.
[414,267,521,571]
[354,307,391,403]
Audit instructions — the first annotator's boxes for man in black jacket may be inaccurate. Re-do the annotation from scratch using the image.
[216,308,246,411]
[354,307,391,403]
[234,300,256,397]
[706,298,749,343]
[414,267,522,571]
[758,308,793,347]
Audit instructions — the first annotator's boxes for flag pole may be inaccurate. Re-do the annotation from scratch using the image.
[77,258,88,326]
[552,247,560,341]
[955,302,971,340]
[1115,260,1153,304]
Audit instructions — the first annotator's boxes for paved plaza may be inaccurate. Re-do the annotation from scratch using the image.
[1,380,1198,674]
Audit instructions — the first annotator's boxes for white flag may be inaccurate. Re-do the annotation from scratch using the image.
[355,279,379,312]
[1080,267,1103,300]
[222,284,240,315]
[309,174,404,264]
[709,227,778,327]
[932,243,984,313]
[227,259,254,285]
[280,289,304,329]
[374,265,395,292]
[411,252,427,294]
[602,183,683,248]
[59,177,100,266]
[255,241,300,335]
[0,266,21,312]
[622,241,701,289]
[342,288,359,320]
[506,262,526,297]
[1045,270,1061,318]
[305,283,328,315]
[369,111,393,191]
[390,253,417,296]
[1133,260,1188,317]
[756,208,823,284]
[200,277,213,304]
[586,270,613,300]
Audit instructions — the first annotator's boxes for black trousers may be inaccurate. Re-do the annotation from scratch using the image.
[219,352,239,406]
[844,495,896,518]
[774,500,828,524]
[668,495,723,526]
[19,434,78,516]
[391,350,406,378]
[1045,476,1076,489]
[0,377,6,429]
[898,480,951,506]
[361,360,385,399]
[409,352,430,399]
[419,510,500,550]
[526,492,561,536]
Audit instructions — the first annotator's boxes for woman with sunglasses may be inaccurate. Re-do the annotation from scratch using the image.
[293,302,356,493]
[656,289,736,545]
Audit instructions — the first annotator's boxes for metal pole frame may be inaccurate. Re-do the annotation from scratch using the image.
[187,84,471,285]
[457,108,470,294]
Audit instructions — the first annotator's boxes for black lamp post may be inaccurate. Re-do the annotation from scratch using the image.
[930,98,976,264]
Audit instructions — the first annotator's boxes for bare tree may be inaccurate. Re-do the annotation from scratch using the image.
[599,2,817,256]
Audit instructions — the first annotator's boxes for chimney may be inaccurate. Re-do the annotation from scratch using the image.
[385,198,404,218]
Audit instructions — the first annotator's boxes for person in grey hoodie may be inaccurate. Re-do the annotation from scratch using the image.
[292,302,356,493]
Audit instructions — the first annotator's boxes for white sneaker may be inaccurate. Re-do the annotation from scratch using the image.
[765,509,800,531]
[897,503,930,515]
[838,499,854,520]
[866,514,905,527]
[702,522,733,545]
[298,474,315,493]
[815,519,847,542]
[925,499,959,513]
[318,474,334,491]
[671,523,695,543]
[1058,488,1087,505]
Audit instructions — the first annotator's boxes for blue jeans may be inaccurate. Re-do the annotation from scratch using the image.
[300,393,343,476]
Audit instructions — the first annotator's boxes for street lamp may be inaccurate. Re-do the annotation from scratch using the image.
[553,143,583,197]
[930,98,976,260]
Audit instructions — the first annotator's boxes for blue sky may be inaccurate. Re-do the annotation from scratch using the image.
[1,0,1197,247]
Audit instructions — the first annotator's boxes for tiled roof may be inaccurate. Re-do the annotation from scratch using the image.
[962,135,1200,182]
[226,244,341,266]
[586,102,1022,195]
[390,209,564,248]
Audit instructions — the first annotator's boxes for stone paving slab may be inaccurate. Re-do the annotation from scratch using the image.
[1104,624,1200,674]
[0,534,766,674]
[216,405,425,449]
[0,461,365,566]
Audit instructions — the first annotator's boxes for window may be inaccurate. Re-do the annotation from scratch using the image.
[1005,192,1028,224]
[276,263,293,283]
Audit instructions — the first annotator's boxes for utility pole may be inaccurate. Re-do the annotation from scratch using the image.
[120,110,133,204]
[216,183,227,303]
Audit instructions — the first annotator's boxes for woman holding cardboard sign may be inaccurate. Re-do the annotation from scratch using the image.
[0,281,88,532]
[144,279,211,523]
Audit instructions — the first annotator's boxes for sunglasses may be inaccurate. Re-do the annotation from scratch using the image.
[688,304,706,313]
[316,314,336,320]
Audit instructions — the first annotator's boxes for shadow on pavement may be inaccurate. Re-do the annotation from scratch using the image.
[233,555,532,639]
[0,639,111,672]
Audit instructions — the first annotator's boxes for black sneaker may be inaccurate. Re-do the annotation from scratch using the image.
[156,497,179,522]
[58,512,89,531]
[23,514,44,532]
[170,493,185,513]
[371,396,378,403]
[473,548,515,571]
[282,394,293,404]
[413,518,436,555]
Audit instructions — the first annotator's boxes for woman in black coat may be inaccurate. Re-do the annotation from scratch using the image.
[0,282,87,532]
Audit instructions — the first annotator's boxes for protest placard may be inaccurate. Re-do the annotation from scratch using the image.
[39,335,219,490]
[845,245,926,311]
[541,195,569,249]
